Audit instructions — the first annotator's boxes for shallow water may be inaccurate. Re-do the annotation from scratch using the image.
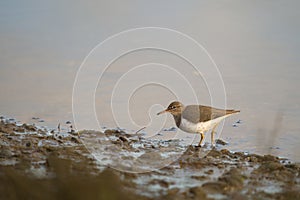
[0,1,300,161]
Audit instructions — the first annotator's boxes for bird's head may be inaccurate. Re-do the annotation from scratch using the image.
[157,101,184,116]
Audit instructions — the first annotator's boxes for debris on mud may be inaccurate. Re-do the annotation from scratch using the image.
[0,118,299,200]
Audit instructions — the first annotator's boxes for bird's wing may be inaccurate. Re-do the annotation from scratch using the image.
[183,105,239,123]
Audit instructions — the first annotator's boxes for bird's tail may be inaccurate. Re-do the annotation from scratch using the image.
[226,109,240,115]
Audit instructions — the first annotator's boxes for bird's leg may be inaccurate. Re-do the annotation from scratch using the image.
[198,132,205,147]
[211,123,219,147]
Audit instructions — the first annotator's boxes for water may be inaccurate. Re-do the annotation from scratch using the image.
[0,1,300,161]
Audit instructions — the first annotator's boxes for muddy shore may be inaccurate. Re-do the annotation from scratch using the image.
[0,118,299,200]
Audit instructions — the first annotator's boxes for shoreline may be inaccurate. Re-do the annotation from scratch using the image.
[0,117,300,199]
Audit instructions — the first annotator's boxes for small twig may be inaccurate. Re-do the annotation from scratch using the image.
[135,126,146,134]
[57,123,61,133]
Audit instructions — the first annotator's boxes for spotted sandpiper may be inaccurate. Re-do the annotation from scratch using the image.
[157,101,240,146]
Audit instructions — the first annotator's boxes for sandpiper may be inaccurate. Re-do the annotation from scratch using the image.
[157,101,240,146]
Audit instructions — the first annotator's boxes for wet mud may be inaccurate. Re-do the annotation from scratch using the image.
[0,118,299,200]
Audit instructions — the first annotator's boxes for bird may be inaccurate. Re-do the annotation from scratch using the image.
[157,101,240,146]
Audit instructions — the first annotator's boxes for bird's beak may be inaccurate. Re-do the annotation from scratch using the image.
[157,109,168,115]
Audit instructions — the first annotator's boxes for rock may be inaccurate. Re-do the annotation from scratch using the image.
[25,141,31,147]
[0,124,14,135]
[219,168,245,191]
[178,156,204,169]
[217,163,226,169]
[189,186,207,199]
[205,169,214,175]
[245,156,259,163]
[138,152,162,161]
[149,179,169,188]
[220,149,231,155]
[259,161,284,172]
[11,124,25,132]
[236,120,242,124]
[276,189,300,200]
[285,163,300,171]
[0,147,14,158]
[202,181,227,194]
[119,136,128,142]
[233,152,247,160]
[163,188,184,200]
[215,139,228,145]
[263,154,278,162]
[166,188,179,196]
[104,129,126,137]
[274,168,295,182]
[207,149,221,158]
[230,192,248,200]
[71,137,81,144]
[22,124,37,132]
[191,175,207,181]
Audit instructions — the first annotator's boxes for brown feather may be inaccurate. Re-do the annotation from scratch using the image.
[182,105,239,123]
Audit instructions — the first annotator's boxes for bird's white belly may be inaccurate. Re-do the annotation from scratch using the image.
[179,116,229,133]
[179,118,199,133]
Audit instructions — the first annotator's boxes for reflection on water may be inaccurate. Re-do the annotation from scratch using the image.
[0,1,300,161]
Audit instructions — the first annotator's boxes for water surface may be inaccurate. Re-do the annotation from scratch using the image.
[0,1,300,160]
